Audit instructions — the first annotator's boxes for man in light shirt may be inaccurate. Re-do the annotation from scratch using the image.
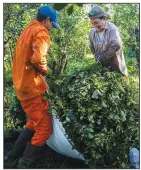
[88,6,128,77]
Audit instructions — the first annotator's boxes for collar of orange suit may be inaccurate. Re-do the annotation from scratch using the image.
[29,19,49,33]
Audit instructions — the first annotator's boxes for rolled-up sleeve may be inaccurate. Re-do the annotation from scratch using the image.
[31,30,50,72]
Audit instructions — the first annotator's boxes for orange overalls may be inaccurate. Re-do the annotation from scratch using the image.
[12,20,52,146]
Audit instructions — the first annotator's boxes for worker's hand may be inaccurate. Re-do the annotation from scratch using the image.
[95,52,101,62]
[47,48,51,54]
[33,64,41,73]
[96,53,106,63]
[40,57,47,65]
[42,72,48,77]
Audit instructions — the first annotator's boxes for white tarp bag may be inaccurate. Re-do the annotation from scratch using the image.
[46,116,84,160]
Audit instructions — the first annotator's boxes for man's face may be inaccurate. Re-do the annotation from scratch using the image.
[90,17,106,32]
[45,19,53,31]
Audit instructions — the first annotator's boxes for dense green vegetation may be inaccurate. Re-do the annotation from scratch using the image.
[4,3,139,169]
[47,62,139,168]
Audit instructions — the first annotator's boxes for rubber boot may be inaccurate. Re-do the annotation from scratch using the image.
[4,128,34,160]
[17,141,45,168]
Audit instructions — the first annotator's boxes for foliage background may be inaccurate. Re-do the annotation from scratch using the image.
[4,3,139,169]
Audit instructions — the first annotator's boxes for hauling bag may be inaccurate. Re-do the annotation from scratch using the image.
[46,116,84,160]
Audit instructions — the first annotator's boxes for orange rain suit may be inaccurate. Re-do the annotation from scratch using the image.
[12,20,52,146]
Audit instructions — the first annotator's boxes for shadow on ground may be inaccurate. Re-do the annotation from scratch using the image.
[4,138,89,169]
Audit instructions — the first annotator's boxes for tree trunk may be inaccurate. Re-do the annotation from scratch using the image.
[59,54,68,74]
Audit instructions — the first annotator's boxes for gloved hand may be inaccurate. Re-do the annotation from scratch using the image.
[129,148,139,169]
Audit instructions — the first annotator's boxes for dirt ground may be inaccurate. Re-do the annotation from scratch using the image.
[4,137,89,169]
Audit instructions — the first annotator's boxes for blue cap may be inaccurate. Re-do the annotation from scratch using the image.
[38,5,60,29]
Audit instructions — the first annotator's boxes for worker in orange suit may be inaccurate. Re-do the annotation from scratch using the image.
[4,5,60,168]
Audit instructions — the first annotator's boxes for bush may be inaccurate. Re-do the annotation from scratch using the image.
[4,73,26,138]
[47,63,139,168]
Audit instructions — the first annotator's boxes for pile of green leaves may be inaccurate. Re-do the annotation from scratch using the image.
[48,63,139,168]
